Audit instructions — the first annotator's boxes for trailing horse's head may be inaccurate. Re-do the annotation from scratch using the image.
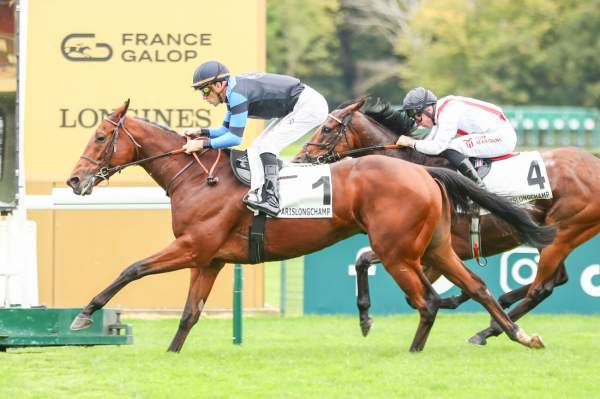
[66,99,139,195]
[295,96,417,164]
[295,97,365,163]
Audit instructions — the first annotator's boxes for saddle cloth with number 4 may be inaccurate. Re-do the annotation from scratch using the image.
[482,151,552,204]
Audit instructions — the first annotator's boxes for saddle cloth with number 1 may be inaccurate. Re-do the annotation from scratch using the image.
[230,150,333,218]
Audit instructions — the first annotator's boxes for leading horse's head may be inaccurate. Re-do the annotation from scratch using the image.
[66,99,141,195]
[294,97,366,163]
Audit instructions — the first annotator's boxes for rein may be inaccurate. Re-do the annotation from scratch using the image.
[81,116,221,193]
[303,112,403,164]
[302,113,353,164]
[102,147,188,177]
[317,144,402,164]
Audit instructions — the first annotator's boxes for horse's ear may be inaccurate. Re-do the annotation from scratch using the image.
[343,98,364,116]
[114,99,130,120]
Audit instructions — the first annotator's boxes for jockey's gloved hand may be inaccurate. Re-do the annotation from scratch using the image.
[182,138,211,153]
[396,135,417,149]
[182,127,210,139]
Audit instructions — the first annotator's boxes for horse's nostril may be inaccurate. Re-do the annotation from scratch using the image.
[68,176,80,188]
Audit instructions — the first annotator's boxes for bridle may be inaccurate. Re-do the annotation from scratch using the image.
[302,113,353,164]
[79,115,142,181]
[79,115,221,194]
[301,112,404,165]
[302,112,400,164]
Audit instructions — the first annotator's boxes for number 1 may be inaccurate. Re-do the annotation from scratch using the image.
[312,176,331,205]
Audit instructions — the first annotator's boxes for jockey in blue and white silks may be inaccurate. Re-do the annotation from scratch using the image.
[182,60,328,217]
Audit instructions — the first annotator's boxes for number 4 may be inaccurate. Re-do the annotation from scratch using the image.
[527,161,546,189]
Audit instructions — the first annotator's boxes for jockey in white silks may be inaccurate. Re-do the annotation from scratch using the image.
[396,87,517,186]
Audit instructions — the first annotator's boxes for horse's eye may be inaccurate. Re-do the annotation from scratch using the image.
[322,126,331,134]
[96,135,106,142]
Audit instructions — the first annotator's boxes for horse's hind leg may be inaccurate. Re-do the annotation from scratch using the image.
[168,262,224,353]
[469,263,567,345]
[355,251,379,337]
[428,248,544,349]
[470,223,600,344]
[382,260,440,352]
[70,237,196,331]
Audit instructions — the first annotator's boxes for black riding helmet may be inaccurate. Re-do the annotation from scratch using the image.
[191,60,230,90]
[402,87,437,121]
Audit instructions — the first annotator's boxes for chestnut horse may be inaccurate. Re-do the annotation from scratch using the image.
[296,97,600,344]
[66,100,551,352]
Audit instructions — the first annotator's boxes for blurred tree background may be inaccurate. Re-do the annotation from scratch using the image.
[267,0,600,108]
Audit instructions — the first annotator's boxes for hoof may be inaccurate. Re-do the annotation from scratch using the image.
[529,334,545,349]
[467,334,487,346]
[70,314,93,330]
[360,317,373,337]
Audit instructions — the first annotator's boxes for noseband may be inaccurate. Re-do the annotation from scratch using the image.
[302,113,353,164]
[79,115,142,181]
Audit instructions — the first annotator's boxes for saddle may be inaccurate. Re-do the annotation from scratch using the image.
[229,150,285,265]
[229,149,284,186]
[471,153,517,180]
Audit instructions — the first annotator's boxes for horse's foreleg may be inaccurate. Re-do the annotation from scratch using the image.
[168,263,224,353]
[437,291,470,309]
[498,284,531,309]
[355,251,379,337]
[70,237,195,331]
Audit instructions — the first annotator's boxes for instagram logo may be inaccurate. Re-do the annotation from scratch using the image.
[580,264,600,297]
[499,247,540,293]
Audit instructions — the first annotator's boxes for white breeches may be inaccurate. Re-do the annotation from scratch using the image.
[247,85,328,191]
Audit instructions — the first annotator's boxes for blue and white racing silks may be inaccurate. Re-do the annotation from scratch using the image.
[206,73,305,149]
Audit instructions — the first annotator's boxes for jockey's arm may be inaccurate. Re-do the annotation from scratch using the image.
[415,104,460,156]
[209,132,242,148]
[182,112,230,139]
[205,111,232,138]
[205,91,249,149]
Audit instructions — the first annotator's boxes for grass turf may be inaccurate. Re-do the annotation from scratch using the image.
[1,313,599,398]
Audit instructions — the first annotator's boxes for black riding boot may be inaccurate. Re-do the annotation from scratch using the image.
[440,149,485,188]
[456,159,485,188]
[246,153,281,217]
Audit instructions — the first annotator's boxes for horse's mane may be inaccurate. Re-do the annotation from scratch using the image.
[134,117,180,137]
[334,96,448,169]
[362,97,416,137]
[335,96,416,137]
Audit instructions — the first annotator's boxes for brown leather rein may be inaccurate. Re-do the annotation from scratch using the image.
[80,116,221,195]
[301,113,402,164]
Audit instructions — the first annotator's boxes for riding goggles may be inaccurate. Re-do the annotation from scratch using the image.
[197,86,211,95]
[405,109,423,119]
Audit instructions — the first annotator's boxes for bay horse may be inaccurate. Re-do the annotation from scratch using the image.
[296,97,600,344]
[66,100,552,353]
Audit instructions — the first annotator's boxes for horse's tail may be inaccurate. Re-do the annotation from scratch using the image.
[426,167,557,248]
